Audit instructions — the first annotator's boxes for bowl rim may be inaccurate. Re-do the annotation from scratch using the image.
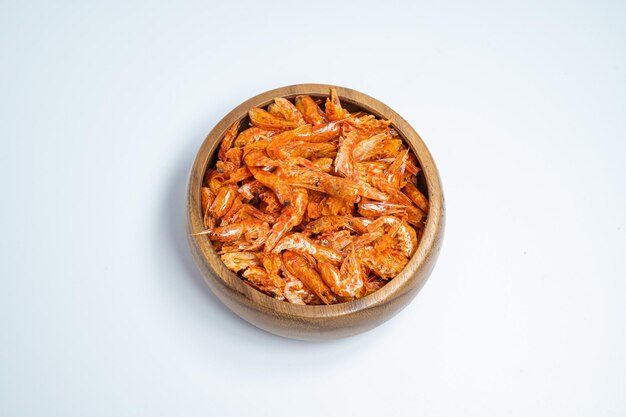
[186,83,444,319]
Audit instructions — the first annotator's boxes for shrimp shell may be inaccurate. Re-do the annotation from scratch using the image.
[242,266,285,299]
[263,188,308,252]
[314,230,354,254]
[364,275,387,295]
[282,251,334,305]
[334,130,361,180]
[355,138,401,162]
[324,88,350,122]
[282,267,320,305]
[337,253,368,298]
[210,184,238,218]
[303,215,371,234]
[218,120,241,162]
[320,196,354,217]
[282,167,360,202]
[268,97,306,125]
[271,233,344,264]
[201,187,216,229]
[319,260,365,300]
[402,182,429,212]
[361,246,408,280]
[295,95,328,126]
[249,107,301,130]
[205,219,270,252]
[367,216,418,258]
[234,127,276,147]
[220,252,261,273]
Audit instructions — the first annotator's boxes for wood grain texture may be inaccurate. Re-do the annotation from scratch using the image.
[186,84,445,341]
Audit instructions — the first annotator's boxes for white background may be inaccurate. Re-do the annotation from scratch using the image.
[1,1,625,416]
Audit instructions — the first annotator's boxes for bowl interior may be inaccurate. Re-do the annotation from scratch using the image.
[188,84,442,319]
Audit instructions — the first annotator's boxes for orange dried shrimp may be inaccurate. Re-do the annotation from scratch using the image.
[198,88,428,305]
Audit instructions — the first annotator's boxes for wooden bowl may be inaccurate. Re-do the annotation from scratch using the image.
[186,84,445,341]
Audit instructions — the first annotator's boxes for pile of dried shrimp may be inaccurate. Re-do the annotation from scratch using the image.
[197,88,429,305]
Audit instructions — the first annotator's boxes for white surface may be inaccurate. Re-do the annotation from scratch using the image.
[1,1,625,416]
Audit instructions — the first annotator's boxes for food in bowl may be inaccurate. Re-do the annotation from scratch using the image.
[196,88,429,305]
